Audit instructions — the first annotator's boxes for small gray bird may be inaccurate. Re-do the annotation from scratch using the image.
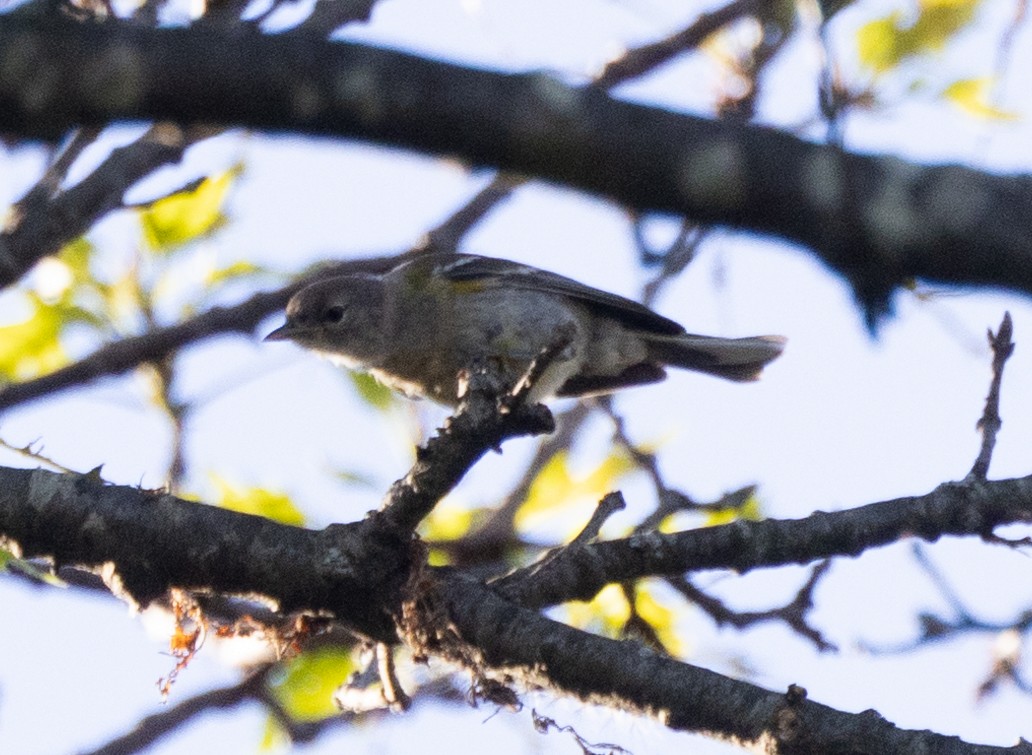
[265,253,785,406]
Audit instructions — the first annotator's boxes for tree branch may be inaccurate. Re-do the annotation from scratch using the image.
[0,123,192,289]
[3,464,1030,751]
[0,467,408,641]
[3,17,1032,312]
[495,475,1032,608]
[429,575,1023,754]
[969,312,1014,480]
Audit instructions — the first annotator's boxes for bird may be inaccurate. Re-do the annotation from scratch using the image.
[265,253,785,406]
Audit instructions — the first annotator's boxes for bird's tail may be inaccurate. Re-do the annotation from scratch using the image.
[645,333,786,382]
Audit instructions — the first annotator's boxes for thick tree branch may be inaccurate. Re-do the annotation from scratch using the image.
[430,576,1023,754]
[3,18,1032,312]
[2,464,1029,751]
[0,467,409,641]
[495,475,1032,607]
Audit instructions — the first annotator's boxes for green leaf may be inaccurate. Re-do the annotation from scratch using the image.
[202,260,264,289]
[634,582,686,656]
[857,12,907,73]
[349,371,396,410]
[564,583,631,638]
[268,646,354,722]
[943,77,1019,120]
[210,475,306,527]
[138,165,241,254]
[1,550,67,587]
[0,294,74,380]
[701,490,763,528]
[857,0,980,74]
[515,448,634,537]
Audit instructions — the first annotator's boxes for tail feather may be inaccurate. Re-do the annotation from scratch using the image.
[645,334,786,382]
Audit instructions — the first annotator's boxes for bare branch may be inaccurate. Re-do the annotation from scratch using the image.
[378,358,555,533]
[429,575,1022,754]
[969,312,1015,480]
[5,18,1032,313]
[571,492,626,546]
[376,642,411,712]
[0,124,192,289]
[4,464,1032,751]
[671,561,835,651]
[595,0,760,88]
[495,476,1032,609]
[83,667,270,755]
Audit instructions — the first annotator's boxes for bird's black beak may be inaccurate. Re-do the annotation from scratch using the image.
[263,323,294,342]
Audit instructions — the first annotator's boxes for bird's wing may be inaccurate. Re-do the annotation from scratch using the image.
[425,254,686,336]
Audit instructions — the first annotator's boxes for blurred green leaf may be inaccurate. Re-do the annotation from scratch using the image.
[857,12,905,73]
[857,0,980,74]
[564,583,630,638]
[0,550,67,587]
[701,490,763,528]
[203,260,264,289]
[210,475,306,527]
[516,448,634,537]
[943,77,1019,120]
[268,646,354,722]
[421,498,476,543]
[634,582,686,656]
[259,716,289,751]
[139,165,241,254]
[333,468,379,489]
[0,295,67,380]
[349,371,396,410]
[0,293,100,381]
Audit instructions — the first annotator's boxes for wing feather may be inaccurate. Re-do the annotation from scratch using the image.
[428,254,685,336]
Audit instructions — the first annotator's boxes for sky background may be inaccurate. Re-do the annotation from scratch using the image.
[2,0,1032,752]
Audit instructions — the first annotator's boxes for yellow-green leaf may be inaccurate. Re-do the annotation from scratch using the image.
[857,0,980,74]
[635,583,687,656]
[515,448,635,537]
[349,371,396,410]
[259,716,289,752]
[857,12,906,74]
[701,491,763,528]
[210,475,305,527]
[0,295,70,380]
[564,583,631,637]
[57,237,95,284]
[421,498,476,542]
[911,0,979,51]
[268,647,354,722]
[139,166,241,253]
[943,78,1019,120]
[203,260,264,289]
[1,550,67,587]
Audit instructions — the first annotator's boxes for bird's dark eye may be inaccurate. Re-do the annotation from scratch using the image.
[322,305,345,324]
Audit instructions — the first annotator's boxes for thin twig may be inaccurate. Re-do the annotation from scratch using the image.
[0,435,81,474]
[376,642,411,712]
[504,330,574,409]
[595,0,759,88]
[969,312,1014,480]
[570,492,626,546]
[83,667,271,755]
[670,561,835,651]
